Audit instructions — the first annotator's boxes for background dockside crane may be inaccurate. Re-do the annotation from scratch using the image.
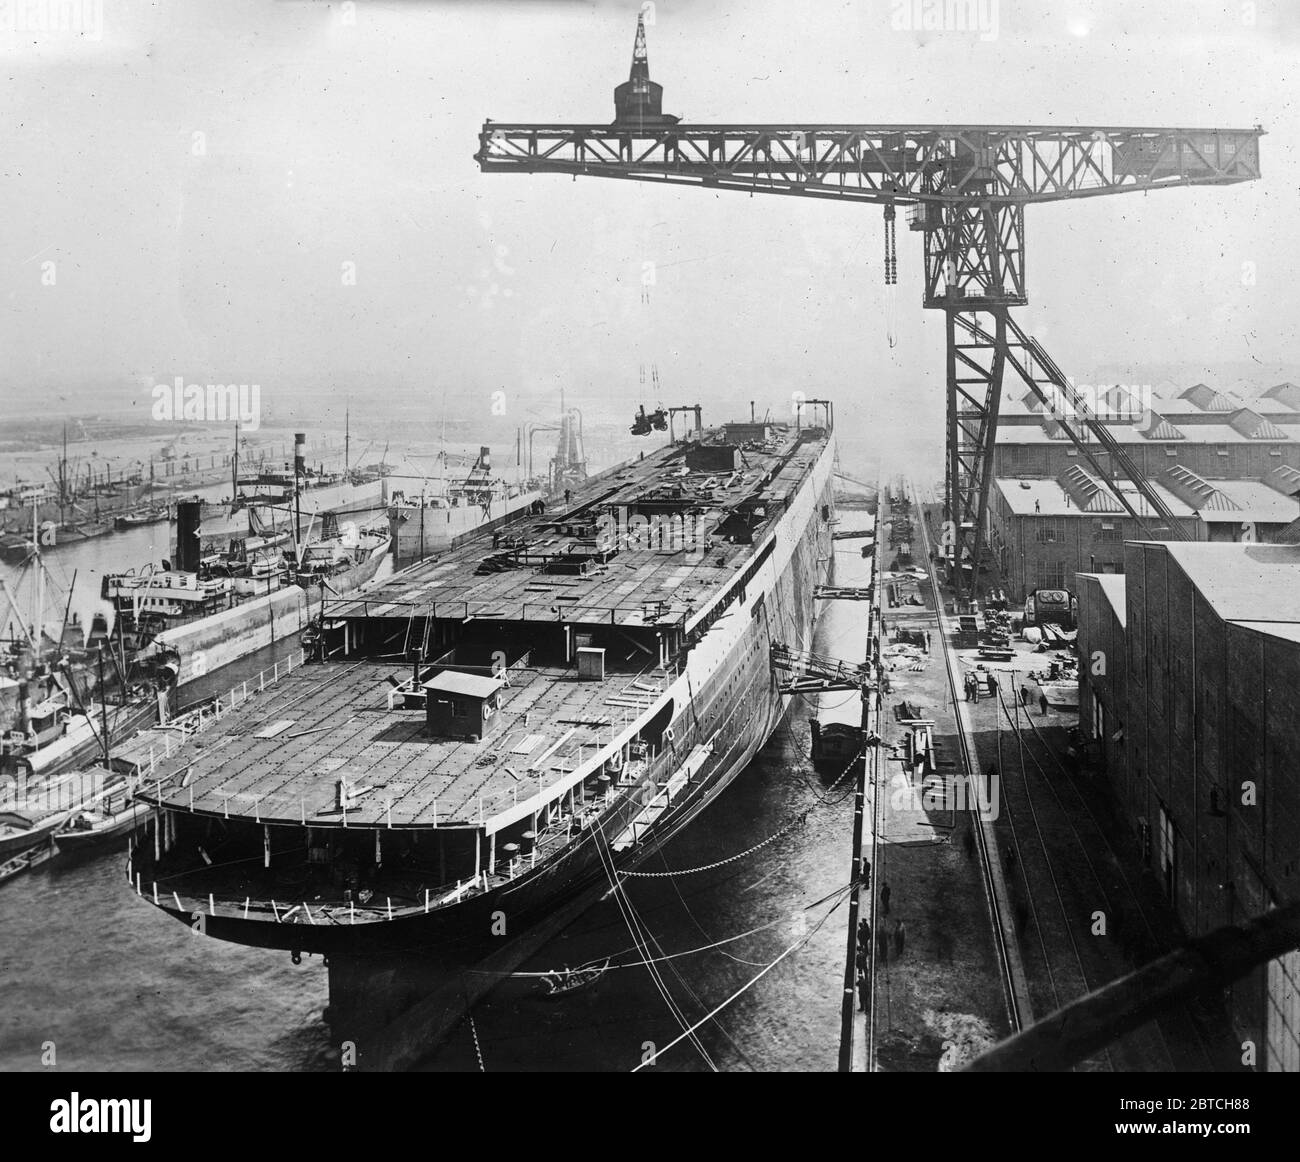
[477,15,1264,601]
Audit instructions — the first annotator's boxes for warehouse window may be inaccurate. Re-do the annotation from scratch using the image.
[1036,560,1067,588]
[1098,522,1122,543]
[1216,444,1229,457]
[1035,518,1067,544]
[1269,445,1283,457]
[1157,804,1176,903]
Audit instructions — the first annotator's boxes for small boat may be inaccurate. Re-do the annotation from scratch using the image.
[0,535,34,564]
[2,520,113,557]
[60,519,115,544]
[536,958,611,998]
[0,837,59,886]
[0,806,76,861]
[114,506,170,530]
[1,759,150,859]
[55,791,151,851]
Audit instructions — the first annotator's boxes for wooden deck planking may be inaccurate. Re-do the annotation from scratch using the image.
[327,439,804,626]
[151,655,660,828]
[145,429,822,828]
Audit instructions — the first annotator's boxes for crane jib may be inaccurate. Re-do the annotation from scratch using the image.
[477,124,1262,204]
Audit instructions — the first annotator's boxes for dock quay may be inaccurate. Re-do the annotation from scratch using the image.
[923,479,1241,1070]
[840,485,1010,1071]
[842,482,1243,1071]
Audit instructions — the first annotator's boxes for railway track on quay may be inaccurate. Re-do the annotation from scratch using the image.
[909,484,1026,1043]
[909,480,1224,1072]
[992,689,1222,1070]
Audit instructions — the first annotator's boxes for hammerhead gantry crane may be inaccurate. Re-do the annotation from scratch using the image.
[477,15,1263,600]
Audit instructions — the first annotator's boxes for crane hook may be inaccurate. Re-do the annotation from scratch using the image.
[883,204,898,287]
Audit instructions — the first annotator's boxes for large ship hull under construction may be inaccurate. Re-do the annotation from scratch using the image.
[126,415,837,979]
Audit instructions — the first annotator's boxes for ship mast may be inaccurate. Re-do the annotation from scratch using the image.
[59,423,67,521]
[57,568,76,665]
[4,491,65,666]
[293,431,304,557]
[440,395,448,500]
[557,386,565,495]
[0,502,43,653]
[32,493,44,650]
[96,644,110,765]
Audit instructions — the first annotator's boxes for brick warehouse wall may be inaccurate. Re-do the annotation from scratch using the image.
[1259,625,1300,890]
[989,507,1297,602]
[1191,596,1229,935]
[1131,544,1201,927]
[993,439,1300,482]
[1257,624,1300,1070]
[1125,545,1149,866]
[987,489,1204,602]
[1224,620,1300,1061]
[991,508,1300,603]
[1076,575,1128,804]
[1079,541,1300,1066]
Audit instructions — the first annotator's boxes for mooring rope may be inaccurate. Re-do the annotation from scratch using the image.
[619,741,866,878]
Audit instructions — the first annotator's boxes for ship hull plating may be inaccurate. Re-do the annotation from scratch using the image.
[141,542,391,690]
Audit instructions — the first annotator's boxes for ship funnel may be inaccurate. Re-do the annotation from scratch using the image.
[294,432,307,477]
[175,498,203,573]
[17,677,30,736]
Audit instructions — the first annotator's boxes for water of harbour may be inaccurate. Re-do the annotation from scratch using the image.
[0,706,854,1072]
[0,466,878,1073]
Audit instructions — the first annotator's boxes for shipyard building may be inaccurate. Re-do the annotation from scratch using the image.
[1076,540,1300,1071]
[988,382,1300,598]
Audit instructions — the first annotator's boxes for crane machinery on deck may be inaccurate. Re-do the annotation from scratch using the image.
[476,14,1264,601]
[629,404,667,436]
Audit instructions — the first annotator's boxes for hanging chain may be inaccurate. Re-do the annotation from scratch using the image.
[467,1006,486,1072]
[883,204,898,286]
[620,741,869,879]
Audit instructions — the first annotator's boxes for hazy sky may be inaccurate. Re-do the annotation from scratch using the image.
[3,0,1298,477]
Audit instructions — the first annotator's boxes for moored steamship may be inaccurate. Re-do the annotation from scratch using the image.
[127,408,837,966]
